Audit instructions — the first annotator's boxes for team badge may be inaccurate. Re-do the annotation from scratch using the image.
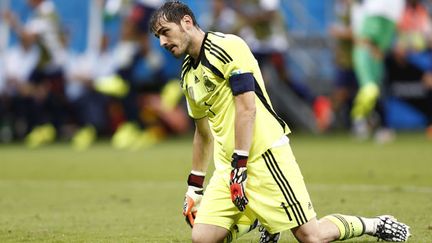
[204,75,215,92]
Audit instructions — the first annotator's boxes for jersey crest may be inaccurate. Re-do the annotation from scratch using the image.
[203,74,216,92]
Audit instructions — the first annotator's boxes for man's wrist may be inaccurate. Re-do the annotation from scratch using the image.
[231,151,248,168]
[191,170,206,176]
[233,149,249,157]
[187,171,206,188]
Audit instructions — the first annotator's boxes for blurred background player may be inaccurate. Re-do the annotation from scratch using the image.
[64,34,113,151]
[95,0,189,150]
[3,0,67,148]
[59,0,112,151]
[0,27,39,142]
[350,0,405,140]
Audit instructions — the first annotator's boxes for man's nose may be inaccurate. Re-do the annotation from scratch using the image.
[160,36,168,47]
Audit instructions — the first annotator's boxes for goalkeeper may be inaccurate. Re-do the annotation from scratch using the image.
[150,1,411,242]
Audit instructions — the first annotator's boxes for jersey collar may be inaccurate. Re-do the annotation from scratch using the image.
[192,32,209,69]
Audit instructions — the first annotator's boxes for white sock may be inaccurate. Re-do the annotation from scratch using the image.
[360,217,378,235]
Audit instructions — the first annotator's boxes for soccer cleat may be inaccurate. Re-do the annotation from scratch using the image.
[352,118,369,140]
[130,126,165,151]
[372,215,410,242]
[72,125,96,151]
[25,124,56,148]
[111,122,140,149]
[374,128,396,144]
[259,225,281,243]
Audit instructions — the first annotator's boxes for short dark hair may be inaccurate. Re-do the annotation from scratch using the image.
[149,1,199,34]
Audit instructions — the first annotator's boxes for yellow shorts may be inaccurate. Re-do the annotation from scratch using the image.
[195,143,316,234]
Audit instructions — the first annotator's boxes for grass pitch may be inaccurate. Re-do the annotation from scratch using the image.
[0,132,431,242]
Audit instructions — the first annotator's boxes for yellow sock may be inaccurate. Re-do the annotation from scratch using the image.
[351,84,379,120]
[324,214,365,240]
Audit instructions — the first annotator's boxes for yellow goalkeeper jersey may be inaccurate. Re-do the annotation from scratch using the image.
[181,32,290,170]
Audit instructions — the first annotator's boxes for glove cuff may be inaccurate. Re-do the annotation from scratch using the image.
[187,172,205,188]
[231,152,248,168]
[187,185,204,196]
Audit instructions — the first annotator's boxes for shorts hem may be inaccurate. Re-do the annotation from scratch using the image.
[266,213,317,235]
[194,219,231,231]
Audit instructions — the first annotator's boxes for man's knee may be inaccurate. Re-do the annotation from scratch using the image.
[191,231,224,243]
[191,230,207,243]
[292,218,337,243]
[191,224,228,243]
[293,230,322,243]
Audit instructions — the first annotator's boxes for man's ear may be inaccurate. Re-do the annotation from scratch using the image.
[181,15,194,30]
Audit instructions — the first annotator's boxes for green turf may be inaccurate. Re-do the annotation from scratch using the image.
[0,132,431,242]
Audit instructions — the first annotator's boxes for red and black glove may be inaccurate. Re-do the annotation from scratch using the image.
[230,152,249,211]
[183,171,205,228]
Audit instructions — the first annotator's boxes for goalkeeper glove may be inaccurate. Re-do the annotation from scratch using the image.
[183,171,205,227]
[230,152,249,211]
